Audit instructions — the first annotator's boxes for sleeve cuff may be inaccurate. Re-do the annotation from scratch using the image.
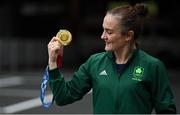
[48,68,62,81]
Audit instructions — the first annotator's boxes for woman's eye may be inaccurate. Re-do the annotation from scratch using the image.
[107,31,112,34]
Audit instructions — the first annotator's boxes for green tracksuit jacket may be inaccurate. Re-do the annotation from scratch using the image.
[49,49,176,114]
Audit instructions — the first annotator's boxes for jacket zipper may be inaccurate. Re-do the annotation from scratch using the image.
[113,62,121,113]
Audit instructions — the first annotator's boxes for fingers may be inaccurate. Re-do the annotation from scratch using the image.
[47,37,64,63]
[49,36,60,43]
[48,36,61,46]
[48,37,62,50]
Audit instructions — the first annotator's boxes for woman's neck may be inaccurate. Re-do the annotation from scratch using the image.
[114,43,136,64]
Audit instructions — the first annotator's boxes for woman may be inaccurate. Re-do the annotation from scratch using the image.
[47,3,176,114]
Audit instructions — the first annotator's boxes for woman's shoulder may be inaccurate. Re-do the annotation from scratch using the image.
[82,52,109,68]
[86,51,110,63]
[138,49,164,65]
[86,52,109,63]
[90,51,108,58]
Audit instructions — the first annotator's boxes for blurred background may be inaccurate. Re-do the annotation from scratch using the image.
[0,0,179,114]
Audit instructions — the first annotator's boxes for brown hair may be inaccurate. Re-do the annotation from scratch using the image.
[107,3,148,40]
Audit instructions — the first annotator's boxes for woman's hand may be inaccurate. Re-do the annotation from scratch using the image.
[47,37,63,70]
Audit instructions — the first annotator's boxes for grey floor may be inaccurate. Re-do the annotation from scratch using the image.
[0,68,179,114]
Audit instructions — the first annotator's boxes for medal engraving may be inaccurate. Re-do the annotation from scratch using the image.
[56,29,72,46]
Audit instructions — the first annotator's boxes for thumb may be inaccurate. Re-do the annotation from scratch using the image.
[59,46,64,57]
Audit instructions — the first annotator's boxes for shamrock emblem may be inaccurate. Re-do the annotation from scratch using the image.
[132,66,144,81]
[135,68,143,74]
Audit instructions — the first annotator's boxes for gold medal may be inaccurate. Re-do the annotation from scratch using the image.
[56,29,72,46]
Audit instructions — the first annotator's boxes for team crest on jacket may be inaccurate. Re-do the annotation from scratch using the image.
[132,66,144,81]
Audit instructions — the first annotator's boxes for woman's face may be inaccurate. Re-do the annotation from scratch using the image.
[101,14,129,52]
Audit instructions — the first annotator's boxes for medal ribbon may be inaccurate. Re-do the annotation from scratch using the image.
[40,53,62,108]
[40,66,52,108]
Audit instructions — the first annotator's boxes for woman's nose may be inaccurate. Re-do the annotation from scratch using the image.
[101,31,106,40]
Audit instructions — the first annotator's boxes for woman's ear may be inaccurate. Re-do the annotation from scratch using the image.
[125,30,134,41]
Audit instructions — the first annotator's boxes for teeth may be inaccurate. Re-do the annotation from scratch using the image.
[56,29,72,46]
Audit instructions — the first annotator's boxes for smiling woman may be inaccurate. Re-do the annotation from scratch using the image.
[45,3,177,114]
[101,14,128,53]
